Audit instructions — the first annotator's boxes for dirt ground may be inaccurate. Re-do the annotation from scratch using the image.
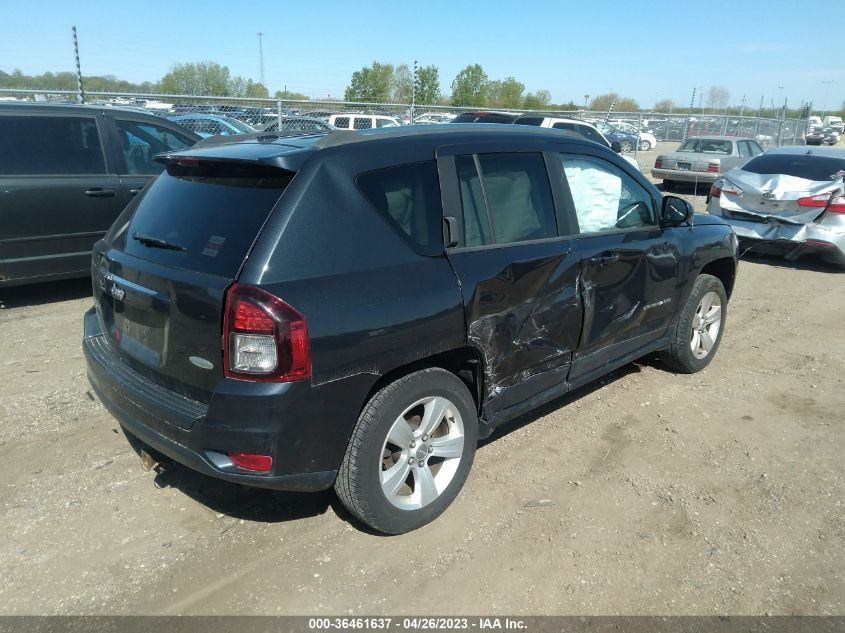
[0,146,843,615]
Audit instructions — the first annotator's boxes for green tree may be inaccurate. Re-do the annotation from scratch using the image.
[654,98,676,112]
[589,92,639,112]
[159,61,231,96]
[415,65,440,105]
[344,62,394,102]
[391,64,413,103]
[274,89,310,100]
[523,89,553,110]
[451,64,488,107]
[245,80,269,98]
[496,77,524,109]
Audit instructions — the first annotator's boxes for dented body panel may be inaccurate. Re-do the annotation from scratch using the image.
[447,239,582,416]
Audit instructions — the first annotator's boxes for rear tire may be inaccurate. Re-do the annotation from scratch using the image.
[639,140,652,151]
[662,274,728,374]
[335,368,478,534]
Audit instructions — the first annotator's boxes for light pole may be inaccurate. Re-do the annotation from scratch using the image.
[821,80,834,116]
[257,32,265,87]
[583,94,589,111]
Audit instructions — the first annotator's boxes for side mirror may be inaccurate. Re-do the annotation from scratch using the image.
[661,195,693,226]
[610,141,622,153]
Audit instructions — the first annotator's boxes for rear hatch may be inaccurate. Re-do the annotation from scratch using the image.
[92,156,296,403]
[719,154,845,224]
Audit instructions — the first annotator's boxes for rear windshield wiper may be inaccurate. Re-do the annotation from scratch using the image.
[132,232,188,252]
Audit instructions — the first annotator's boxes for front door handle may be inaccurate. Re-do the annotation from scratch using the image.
[129,188,142,196]
[84,188,117,198]
[589,253,620,265]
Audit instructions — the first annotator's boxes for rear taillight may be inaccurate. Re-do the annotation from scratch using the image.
[797,193,845,213]
[709,180,742,198]
[222,284,311,382]
[707,163,719,173]
[654,158,663,168]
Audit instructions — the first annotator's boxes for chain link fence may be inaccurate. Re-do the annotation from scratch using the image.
[0,88,811,151]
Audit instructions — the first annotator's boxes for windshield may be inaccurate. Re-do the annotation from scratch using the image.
[741,154,845,182]
[221,116,256,133]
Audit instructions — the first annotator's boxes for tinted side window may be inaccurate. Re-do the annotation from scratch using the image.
[0,115,106,175]
[456,153,557,246]
[738,141,752,157]
[514,117,544,126]
[560,155,655,233]
[749,141,763,156]
[356,161,444,256]
[456,155,491,247]
[552,122,607,146]
[116,120,194,175]
[333,116,350,129]
[353,117,373,129]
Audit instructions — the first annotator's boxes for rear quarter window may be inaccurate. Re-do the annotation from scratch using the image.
[356,161,444,256]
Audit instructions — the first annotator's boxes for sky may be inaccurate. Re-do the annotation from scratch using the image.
[1,0,844,112]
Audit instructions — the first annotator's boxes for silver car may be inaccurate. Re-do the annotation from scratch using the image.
[707,146,845,268]
[652,136,764,189]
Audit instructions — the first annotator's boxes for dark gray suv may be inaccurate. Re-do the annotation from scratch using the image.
[83,125,738,534]
[0,103,199,286]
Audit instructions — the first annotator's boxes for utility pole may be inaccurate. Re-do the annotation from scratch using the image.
[583,94,589,111]
[257,32,265,87]
[739,94,746,117]
[71,26,85,104]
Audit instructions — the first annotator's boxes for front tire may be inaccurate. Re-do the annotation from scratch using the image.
[335,368,478,534]
[661,274,728,373]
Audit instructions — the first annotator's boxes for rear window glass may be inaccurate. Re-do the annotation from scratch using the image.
[514,117,544,126]
[678,139,733,154]
[451,113,515,124]
[356,161,443,256]
[552,122,607,146]
[741,154,845,181]
[116,162,292,278]
[0,115,106,175]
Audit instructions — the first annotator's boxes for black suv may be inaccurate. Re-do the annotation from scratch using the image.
[0,103,199,286]
[83,125,737,534]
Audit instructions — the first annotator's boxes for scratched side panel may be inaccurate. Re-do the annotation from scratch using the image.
[447,240,582,413]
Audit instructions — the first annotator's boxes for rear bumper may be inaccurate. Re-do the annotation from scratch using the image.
[651,168,719,184]
[83,307,337,491]
[711,214,845,264]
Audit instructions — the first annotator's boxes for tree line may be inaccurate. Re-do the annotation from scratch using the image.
[3,64,842,117]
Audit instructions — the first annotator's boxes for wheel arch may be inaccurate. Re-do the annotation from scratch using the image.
[360,346,485,418]
[699,257,736,298]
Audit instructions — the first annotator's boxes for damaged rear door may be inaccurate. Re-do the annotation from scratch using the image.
[437,145,582,420]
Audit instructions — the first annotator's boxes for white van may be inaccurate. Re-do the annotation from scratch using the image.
[822,116,843,134]
[328,114,401,130]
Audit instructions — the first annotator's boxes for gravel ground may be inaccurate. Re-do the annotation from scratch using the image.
[0,147,843,615]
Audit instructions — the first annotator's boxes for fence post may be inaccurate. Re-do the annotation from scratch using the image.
[777,119,784,148]
[277,100,282,124]
[633,112,641,161]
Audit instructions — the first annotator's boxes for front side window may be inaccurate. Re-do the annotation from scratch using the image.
[560,155,655,233]
[116,120,193,175]
[0,115,106,175]
[356,161,443,255]
[455,153,557,246]
[738,141,752,157]
[353,117,373,129]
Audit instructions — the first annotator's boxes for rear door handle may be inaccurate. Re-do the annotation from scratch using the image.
[589,253,620,265]
[129,188,142,196]
[84,188,117,198]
